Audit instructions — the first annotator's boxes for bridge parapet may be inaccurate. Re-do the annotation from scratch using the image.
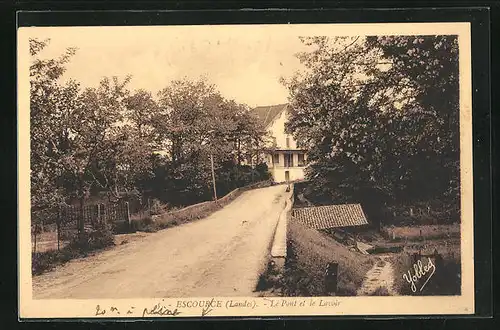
[270,184,294,268]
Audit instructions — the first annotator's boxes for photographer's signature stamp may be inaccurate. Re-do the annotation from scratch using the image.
[403,257,436,293]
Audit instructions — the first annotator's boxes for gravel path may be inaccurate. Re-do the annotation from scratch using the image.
[357,255,398,296]
[33,185,286,299]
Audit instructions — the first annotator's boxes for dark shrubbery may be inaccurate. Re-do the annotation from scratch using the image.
[370,287,391,296]
[255,260,284,293]
[146,159,271,208]
[129,216,158,233]
[214,162,272,198]
[294,181,459,227]
[390,253,461,296]
[419,255,461,296]
[32,249,79,275]
[68,223,115,250]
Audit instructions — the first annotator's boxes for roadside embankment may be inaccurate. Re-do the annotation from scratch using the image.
[256,184,375,297]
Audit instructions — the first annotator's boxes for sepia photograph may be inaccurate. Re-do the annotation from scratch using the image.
[18,22,474,318]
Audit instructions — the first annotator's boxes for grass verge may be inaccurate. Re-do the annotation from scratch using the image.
[129,186,250,233]
[32,223,115,276]
[381,224,460,241]
[276,220,375,296]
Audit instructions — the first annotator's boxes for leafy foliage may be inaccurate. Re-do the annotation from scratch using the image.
[29,39,270,218]
[69,222,115,251]
[30,38,78,210]
[284,36,460,224]
[142,78,271,206]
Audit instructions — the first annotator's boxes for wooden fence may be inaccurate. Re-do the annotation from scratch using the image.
[59,202,131,230]
[32,201,130,253]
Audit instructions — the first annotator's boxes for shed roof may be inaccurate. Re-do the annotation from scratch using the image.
[252,104,287,128]
[292,204,369,229]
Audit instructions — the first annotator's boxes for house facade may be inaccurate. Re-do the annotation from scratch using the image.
[252,104,308,183]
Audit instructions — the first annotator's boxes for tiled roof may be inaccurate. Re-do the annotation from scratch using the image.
[292,204,369,229]
[252,104,287,128]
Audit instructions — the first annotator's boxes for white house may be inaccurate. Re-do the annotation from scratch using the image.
[252,104,308,183]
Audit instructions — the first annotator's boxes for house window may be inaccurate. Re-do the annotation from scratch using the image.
[285,136,290,148]
[284,153,293,167]
[273,154,280,164]
[298,153,305,166]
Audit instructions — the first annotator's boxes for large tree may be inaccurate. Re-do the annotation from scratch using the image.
[284,35,460,215]
[124,89,158,139]
[30,40,153,208]
[149,78,271,205]
[366,36,460,204]
[57,76,155,205]
[30,40,270,213]
[30,38,78,211]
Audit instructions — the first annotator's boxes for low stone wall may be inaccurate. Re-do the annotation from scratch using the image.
[241,179,274,191]
[217,187,242,205]
[164,201,214,217]
[270,183,294,268]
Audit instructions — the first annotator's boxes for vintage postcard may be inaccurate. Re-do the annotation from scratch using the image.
[18,22,474,318]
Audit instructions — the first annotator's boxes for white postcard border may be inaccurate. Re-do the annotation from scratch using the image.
[18,22,474,318]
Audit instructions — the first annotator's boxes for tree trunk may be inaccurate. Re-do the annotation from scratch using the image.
[57,204,62,251]
[33,230,37,254]
[256,140,260,163]
[79,197,85,238]
[210,153,217,201]
[237,139,241,165]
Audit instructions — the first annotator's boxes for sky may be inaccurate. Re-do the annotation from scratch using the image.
[23,25,314,107]
[20,23,468,108]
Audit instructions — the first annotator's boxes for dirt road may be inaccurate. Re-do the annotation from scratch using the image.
[33,185,287,299]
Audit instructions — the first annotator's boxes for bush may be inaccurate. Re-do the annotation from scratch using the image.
[130,216,159,233]
[68,223,115,251]
[32,223,116,276]
[370,287,391,296]
[255,162,271,181]
[424,256,461,295]
[255,260,283,293]
[149,198,168,215]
